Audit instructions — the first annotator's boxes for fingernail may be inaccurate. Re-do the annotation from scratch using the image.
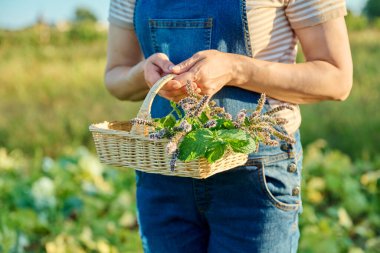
[168,65,174,71]
[171,65,180,71]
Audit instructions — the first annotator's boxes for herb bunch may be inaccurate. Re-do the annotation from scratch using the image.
[131,81,295,171]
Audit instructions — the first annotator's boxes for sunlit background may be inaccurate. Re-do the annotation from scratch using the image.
[0,0,366,30]
[0,0,379,252]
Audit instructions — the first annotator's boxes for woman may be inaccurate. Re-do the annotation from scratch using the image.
[105,0,352,252]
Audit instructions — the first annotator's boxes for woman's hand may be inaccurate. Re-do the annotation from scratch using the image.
[170,50,238,97]
[144,53,197,101]
[105,26,195,102]
[143,53,174,87]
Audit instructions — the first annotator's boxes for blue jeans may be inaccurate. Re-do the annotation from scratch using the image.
[135,131,303,253]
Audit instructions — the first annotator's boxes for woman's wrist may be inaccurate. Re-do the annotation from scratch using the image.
[228,53,256,88]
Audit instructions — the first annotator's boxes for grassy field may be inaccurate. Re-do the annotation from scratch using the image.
[300,29,380,160]
[0,28,379,159]
[0,27,140,157]
[0,26,379,252]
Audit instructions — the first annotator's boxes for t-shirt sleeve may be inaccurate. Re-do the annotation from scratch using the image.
[108,0,136,29]
[285,0,347,29]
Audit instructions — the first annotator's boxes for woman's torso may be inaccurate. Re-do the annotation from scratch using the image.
[108,0,344,134]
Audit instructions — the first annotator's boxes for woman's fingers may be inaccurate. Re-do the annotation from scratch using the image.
[144,53,175,87]
[170,51,205,73]
[161,80,183,91]
[152,53,175,73]
[173,71,197,88]
[144,63,162,87]
[159,89,185,100]
[143,52,206,100]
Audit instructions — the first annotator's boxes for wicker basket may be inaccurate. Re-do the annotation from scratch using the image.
[89,74,248,179]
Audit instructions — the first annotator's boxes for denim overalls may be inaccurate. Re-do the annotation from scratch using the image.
[133,1,303,252]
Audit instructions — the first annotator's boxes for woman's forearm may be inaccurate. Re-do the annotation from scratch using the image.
[105,60,149,101]
[230,54,352,104]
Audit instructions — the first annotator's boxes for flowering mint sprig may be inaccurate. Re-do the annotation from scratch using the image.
[130,81,295,171]
[130,118,155,127]
[178,97,197,111]
[149,129,167,140]
[234,109,247,127]
[204,120,217,128]
[188,95,210,118]
[170,149,179,172]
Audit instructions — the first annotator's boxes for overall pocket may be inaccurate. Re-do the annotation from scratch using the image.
[254,146,303,212]
[149,18,213,63]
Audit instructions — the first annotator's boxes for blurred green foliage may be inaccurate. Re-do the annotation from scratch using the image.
[299,29,380,160]
[0,147,142,252]
[1,142,379,252]
[0,17,379,253]
[0,25,136,157]
[69,7,102,42]
[73,7,98,23]
[364,0,380,20]
[346,11,369,31]
[374,18,380,30]
[68,22,105,42]
[299,140,380,253]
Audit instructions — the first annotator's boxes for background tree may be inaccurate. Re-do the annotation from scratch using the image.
[364,0,380,19]
[73,7,97,23]
[69,7,101,41]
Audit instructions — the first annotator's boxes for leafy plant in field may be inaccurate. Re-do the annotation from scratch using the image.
[1,143,379,253]
[300,140,380,253]
[0,147,141,253]
[131,81,295,170]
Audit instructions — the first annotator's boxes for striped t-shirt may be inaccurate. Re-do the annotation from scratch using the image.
[108,0,347,134]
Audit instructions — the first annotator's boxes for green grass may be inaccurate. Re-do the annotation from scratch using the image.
[1,27,379,159]
[0,28,141,157]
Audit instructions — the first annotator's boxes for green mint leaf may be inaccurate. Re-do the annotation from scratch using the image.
[230,135,257,153]
[218,129,257,153]
[170,101,183,118]
[153,118,163,129]
[244,117,250,126]
[199,111,209,124]
[160,114,176,128]
[178,129,213,162]
[188,118,202,130]
[215,119,235,130]
[218,129,247,142]
[205,141,227,163]
[223,120,235,129]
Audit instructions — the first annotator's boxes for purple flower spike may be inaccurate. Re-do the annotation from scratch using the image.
[224,113,232,120]
[204,120,217,128]
[180,120,192,133]
[235,109,247,126]
[166,141,178,155]
[170,149,179,171]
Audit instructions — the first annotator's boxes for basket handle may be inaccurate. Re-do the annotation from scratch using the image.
[136,74,177,120]
[131,74,177,135]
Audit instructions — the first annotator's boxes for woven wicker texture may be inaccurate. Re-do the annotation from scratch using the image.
[89,74,248,179]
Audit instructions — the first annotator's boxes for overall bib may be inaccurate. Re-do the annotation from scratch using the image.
[133,1,303,252]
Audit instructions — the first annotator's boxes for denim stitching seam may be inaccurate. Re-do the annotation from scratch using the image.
[148,20,159,53]
[245,152,289,166]
[241,0,253,57]
[205,18,213,50]
[257,163,299,211]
